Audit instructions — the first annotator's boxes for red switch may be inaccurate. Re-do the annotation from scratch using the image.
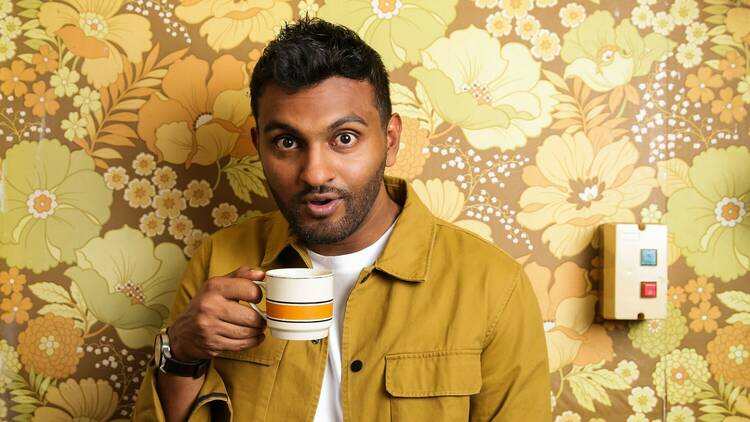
[641,282,657,298]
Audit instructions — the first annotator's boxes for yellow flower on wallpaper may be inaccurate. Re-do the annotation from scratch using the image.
[517,133,657,258]
[663,146,750,282]
[653,348,710,405]
[318,0,457,70]
[139,211,165,237]
[65,226,187,348]
[32,378,126,422]
[24,81,59,117]
[688,301,720,333]
[31,45,58,74]
[561,11,674,92]
[726,5,750,44]
[411,26,557,151]
[629,304,688,358]
[685,66,722,103]
[1,292,32,324]
[175,0,293,51]
[384,117,430,180]
[0,139,112,274]
[719,52,746,81]
[212,202,238,227]
[685,276,714,304]
[138,55,253,167]
[38,0,152,88]
[0,59,35,97]
[153,189,187,219]
[17,314,84,379]
[410,178,492,241]
[0,339,20,394]
[169,215,194,240]
[500,0,532,19]
[525,260,612,373]
[711,87,747,124]
[707,323,750,388]
[123,179,156,208]
[0,267,26,296]
[184,179,213,207]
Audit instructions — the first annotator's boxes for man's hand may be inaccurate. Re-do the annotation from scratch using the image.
[168,266,267,362]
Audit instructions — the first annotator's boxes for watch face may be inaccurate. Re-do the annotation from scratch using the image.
[153,332,164,368]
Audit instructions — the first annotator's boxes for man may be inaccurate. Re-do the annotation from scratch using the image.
[133,17,550,422]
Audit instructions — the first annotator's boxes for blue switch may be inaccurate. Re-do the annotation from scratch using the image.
[640,249,657,266]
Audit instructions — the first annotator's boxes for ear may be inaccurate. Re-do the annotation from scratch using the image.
[384,113,401,167]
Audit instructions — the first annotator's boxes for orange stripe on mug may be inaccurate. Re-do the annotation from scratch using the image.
[266,302,333,321]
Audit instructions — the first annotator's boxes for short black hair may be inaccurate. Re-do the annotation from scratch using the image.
[250,17,392,128]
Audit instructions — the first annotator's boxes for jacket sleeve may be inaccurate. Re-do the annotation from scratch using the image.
[470,265,552,422]
[131,236,233,422]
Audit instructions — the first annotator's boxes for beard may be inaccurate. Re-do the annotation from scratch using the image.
[269,158,386,245]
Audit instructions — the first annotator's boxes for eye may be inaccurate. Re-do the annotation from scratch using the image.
[335,132,357,146]
[275,136,298,150]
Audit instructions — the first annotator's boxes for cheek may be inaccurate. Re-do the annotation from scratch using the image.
[262,159,296,193]
[339,155,383,191]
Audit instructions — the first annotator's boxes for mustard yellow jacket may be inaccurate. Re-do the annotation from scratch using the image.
[133,177,551,421]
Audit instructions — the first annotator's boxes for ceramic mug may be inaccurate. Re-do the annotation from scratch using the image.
[250,268,334,341]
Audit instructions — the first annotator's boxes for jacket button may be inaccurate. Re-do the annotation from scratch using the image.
[350,360,363,372]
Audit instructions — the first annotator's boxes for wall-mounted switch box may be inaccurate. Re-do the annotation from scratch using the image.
[601,224,668,320]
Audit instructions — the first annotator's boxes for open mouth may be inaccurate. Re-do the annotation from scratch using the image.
[303,197,341,217]
[309,198,334,206]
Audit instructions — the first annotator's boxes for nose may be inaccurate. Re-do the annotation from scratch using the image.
[299,143,335,187]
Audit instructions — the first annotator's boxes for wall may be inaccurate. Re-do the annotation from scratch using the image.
[0,0,748,420]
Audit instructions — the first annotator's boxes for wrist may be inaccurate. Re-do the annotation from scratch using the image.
[168,331,196,363]
[166,319,199,363]
[154,328,209,378]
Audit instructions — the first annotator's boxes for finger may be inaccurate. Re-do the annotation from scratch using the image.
[219,301,267,328]
[228,266,265,281]
[226,265,251,277]
[207,277,264,303]
[214,333,266,353]
[212,319,266,340]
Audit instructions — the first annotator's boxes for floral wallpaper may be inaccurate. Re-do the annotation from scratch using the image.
[0,0,748,421]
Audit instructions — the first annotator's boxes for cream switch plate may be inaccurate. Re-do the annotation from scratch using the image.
[601,224,668,320]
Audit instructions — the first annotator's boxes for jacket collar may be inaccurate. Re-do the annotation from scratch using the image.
[260,176,435,282]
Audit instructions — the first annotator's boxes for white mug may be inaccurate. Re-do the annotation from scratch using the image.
[250,268,334,341]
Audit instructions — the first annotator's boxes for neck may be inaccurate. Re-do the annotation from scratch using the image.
[306,184,400,256]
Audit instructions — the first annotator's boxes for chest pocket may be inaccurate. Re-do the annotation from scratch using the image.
[385,350,482,421]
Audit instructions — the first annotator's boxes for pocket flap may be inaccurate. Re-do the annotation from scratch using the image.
[385,350,482,397]
[217,332,286,366]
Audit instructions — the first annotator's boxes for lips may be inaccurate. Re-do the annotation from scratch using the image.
[301,194,342,218]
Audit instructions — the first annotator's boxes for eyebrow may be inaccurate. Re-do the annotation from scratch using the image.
[262,121,299,135]
[328,114,367,131]
[262,113,368,135]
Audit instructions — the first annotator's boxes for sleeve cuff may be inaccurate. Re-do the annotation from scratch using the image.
[187,360,232,421]
[134,360,232,422]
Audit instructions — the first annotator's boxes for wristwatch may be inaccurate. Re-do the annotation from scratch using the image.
[153,328,209,378]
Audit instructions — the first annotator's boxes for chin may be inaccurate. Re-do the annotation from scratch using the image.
[295,216,356,245]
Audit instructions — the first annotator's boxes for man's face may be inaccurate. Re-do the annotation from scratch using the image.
[253,77,399,245]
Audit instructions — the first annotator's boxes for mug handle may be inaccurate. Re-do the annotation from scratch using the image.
[249,280,268,320]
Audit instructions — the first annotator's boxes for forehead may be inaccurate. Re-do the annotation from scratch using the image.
[255,77,380,129]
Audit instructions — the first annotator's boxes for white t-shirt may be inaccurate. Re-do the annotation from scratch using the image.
[309,223,396,422]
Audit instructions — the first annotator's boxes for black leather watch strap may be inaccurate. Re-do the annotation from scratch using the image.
[162,356,210,378]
